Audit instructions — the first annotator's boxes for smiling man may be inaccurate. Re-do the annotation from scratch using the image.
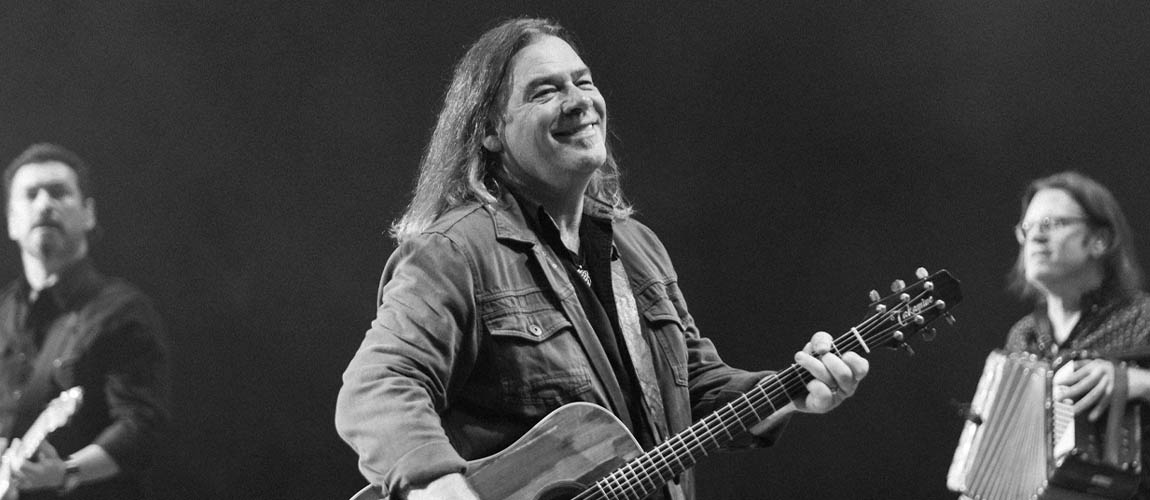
[336,18,868,500]
[0,143,169,500]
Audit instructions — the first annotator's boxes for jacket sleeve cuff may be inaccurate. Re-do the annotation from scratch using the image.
[92,423,142,473]
[383,441,467,498]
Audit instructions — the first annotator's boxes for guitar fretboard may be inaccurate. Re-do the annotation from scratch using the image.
[576,283,949,500]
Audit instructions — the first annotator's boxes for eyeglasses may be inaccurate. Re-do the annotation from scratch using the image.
[1014,216,1090,243]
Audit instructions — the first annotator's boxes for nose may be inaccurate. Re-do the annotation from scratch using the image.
[1028,229,1050,244]
[31,189,55,211]
[560,87,593,115]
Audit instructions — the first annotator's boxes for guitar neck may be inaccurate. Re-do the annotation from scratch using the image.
[580,280,949,500]
[9,387,83,461]
[578,353,819,499]
[14,414,56,459]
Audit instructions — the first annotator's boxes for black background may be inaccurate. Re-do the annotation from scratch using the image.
[2,2,1149,499]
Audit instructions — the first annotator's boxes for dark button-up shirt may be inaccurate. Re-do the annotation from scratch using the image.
[514,194,656,451]
[0,259,170,500]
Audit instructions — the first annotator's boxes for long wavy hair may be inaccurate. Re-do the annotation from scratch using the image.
[390,17,631,241]
[1008,171,1143,300]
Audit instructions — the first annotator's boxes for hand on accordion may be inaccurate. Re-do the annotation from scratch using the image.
[1054,359,1121,422]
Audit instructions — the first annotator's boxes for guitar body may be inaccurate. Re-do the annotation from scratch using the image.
[0,387,83,499]
[349,403,642,500]
[347,269,963,500]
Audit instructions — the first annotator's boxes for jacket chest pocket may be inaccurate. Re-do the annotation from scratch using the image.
[478,290,595,417]
[636,285,689,387]
[48,313,85,389]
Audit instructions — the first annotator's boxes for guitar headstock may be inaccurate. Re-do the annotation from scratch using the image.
[854,268,962,355]
[42,387,83,431]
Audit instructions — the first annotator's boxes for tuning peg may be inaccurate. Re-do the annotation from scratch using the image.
[868,289,881,302]
[916,267,929,279]
[900,342,916,356]
[892,330,905,343]
[891,279,906,292]
[945,314,957,326]
[922,328,937,342]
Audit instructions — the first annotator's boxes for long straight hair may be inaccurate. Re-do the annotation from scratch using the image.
[390,18,631,241]
[1008,171,1143,300]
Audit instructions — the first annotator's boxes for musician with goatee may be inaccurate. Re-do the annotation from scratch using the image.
[0,144,170,499]
[1005,171,1150,499]
[336,18,868,500]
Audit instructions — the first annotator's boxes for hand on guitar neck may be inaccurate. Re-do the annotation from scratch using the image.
[794,331,870,413]
[6,440,68,494]
[747,331,870,436]
[0,387,85,498]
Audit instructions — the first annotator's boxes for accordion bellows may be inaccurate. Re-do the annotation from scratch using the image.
[948,350,1141,500]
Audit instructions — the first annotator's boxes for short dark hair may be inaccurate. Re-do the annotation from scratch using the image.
[1008,171,1143,299]
[4,143,94,207]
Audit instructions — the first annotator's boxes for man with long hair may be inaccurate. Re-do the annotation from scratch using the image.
[1004,171,1150,498]
[337,18,868,500]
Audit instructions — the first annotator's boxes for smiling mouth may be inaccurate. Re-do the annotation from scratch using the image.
[553,122,597,138]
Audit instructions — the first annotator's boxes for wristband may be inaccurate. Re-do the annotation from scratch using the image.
[59,462,81,495]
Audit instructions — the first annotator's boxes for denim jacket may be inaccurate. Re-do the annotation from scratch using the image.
[336,192,779,499]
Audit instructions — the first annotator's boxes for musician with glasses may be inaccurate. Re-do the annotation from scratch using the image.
[336,17,869,500]
[1005,171,1150,498]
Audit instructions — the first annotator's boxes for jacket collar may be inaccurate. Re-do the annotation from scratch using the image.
[18,258,101,311]
[486,189,617,248]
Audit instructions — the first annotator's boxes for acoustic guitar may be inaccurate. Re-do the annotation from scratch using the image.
[0,387,84,499]
[350,268,962,500]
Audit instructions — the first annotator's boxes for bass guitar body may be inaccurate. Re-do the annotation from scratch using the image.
[349,402,642,500]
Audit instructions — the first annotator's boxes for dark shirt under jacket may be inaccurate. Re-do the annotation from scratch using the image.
[1005,287,1150,500]
[336,190,780,500]
[0,259,170,500]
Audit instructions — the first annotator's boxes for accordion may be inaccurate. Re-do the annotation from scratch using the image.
[948,350,1142,500]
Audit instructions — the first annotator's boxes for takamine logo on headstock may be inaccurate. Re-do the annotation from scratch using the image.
[865,267,962,353]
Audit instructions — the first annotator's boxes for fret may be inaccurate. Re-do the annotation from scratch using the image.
[387,269,965,500]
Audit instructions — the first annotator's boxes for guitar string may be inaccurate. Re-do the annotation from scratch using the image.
[578,293,931,500]
[577,308,903,500]
[602,300,939,500]
[576,285,947,500]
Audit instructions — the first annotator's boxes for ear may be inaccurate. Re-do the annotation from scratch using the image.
[1089,229,1110,257]
[482,134,502,152]
[83,198,97,232]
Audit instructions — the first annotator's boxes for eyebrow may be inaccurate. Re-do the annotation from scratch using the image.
[21,180,73,192]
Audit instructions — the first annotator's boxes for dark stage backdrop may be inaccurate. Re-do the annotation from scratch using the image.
[2,1,1149,499]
